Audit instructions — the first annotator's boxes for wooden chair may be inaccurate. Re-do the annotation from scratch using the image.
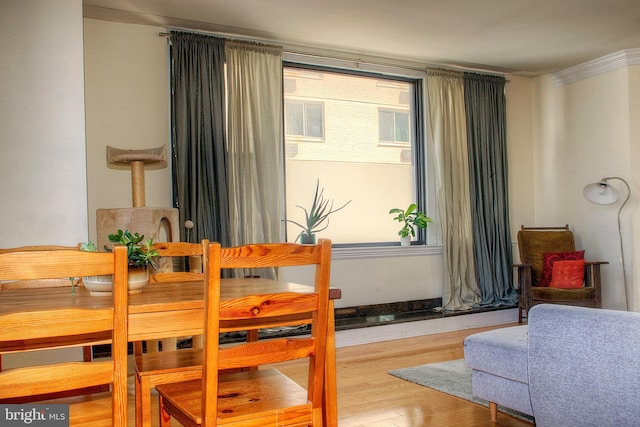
[134,240,210,427]
[146,240,211,351]
[0,245,95,380]
[516,225,607,323]
[155,239,332,426]
[0,245,129,426]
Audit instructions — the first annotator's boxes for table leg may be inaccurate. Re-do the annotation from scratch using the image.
[323,299,338,426]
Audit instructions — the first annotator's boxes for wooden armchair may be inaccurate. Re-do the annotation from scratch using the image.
[516,225,607,323]
[155,239,332,426]
[0,246,129,426]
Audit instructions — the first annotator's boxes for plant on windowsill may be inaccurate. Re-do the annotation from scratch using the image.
[80,229,160,295]
[285,179,351,244]
[389,203,432,246]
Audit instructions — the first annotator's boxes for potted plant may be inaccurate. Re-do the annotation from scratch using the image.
[389,203,432,246]
[106,229,159,269]
[81,229,159,295]
[285,179,351,244]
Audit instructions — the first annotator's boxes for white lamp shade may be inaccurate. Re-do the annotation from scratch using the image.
[583,182,620,205]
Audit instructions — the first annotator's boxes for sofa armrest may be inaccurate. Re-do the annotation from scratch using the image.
[528,304,640,426]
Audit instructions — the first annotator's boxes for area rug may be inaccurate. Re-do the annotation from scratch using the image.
[388,359,534,423]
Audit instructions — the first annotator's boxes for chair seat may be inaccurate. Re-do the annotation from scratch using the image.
[156,369,311,425]
[531,286,596,302]
[135,349,203,381]
[43,392,128,426]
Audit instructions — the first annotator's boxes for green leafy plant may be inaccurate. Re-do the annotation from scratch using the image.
[285,179,351,241]
[107,229,159,268]
[389,203,432,238]
[80,230,159,268]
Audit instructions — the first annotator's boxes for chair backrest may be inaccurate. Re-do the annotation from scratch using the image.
[0,245,129,426]
[517,225,575,286]
[150,240,209,283]
[0,245,79,290]
[202,239,332,424]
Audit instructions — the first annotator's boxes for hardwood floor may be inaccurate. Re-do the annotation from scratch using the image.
[130,324,533,426]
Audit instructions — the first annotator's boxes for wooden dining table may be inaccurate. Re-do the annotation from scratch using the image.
[0,277,341,427]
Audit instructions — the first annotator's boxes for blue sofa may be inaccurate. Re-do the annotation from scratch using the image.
[464,304,640,426]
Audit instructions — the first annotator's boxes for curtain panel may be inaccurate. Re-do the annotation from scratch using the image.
[169,32,231,247]
[427,69,517,310]
[225,40,284,278]
[464,73,518,306]
[427,70,481,311]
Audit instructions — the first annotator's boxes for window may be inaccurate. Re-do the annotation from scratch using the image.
[285,101,324,138]
[379,109,410,144]
[283,63,426,246]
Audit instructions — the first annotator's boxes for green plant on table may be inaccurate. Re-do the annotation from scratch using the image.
[389,203,432,238]
[107,229,159,268]
[80,230,159,269]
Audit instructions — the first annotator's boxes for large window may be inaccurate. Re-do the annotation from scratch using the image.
[283,63,426,246]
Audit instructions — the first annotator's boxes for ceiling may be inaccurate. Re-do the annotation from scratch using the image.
[83,0,640,76]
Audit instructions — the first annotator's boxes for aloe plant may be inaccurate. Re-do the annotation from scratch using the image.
[389,203,432,238]
[285,179,351,242]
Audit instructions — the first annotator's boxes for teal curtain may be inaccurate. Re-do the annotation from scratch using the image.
[169,32,231,248]
[464,73,518,306]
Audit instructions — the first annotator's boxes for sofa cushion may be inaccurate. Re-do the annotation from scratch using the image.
[464,325,528,383]
[528,304,640,426]
[549,259,585,288]
[539,250,585,287]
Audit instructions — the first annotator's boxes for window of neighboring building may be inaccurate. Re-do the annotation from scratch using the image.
[283,62,426,246]
[285,101,324,139]
[379,109,410,144]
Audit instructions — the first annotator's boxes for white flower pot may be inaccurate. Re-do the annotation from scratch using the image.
[400,235,412,246]
[83,266,150,296]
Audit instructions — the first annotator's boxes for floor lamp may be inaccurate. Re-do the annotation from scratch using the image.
[583,176,630,309]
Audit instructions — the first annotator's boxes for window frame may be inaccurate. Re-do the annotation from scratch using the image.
[281,57,433,249]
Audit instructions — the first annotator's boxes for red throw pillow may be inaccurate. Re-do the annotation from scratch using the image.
[539,250,585,287]
[549,259,585,289]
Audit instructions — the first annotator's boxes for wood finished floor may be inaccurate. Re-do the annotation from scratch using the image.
[132,323,532,427]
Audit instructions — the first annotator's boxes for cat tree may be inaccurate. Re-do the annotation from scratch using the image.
[97,145,180,352]
[96,145,179,250]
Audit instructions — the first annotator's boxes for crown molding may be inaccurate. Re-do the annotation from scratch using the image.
[552,48,640,85]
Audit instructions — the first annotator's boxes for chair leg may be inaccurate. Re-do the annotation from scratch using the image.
[159,395,172,427]
[135,373,153,427]
[324,299,338,427]
[489,402,498,422]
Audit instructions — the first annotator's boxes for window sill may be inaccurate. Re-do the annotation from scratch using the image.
[332,245,443,260]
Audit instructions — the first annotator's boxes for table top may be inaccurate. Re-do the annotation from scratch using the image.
[0,278,341,316]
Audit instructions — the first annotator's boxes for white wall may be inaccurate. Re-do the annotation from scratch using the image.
[506,75,536,260]
[531,56,639,310]
[84,19,173,242]
[0,0,88,247]
[0,0,86,366]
